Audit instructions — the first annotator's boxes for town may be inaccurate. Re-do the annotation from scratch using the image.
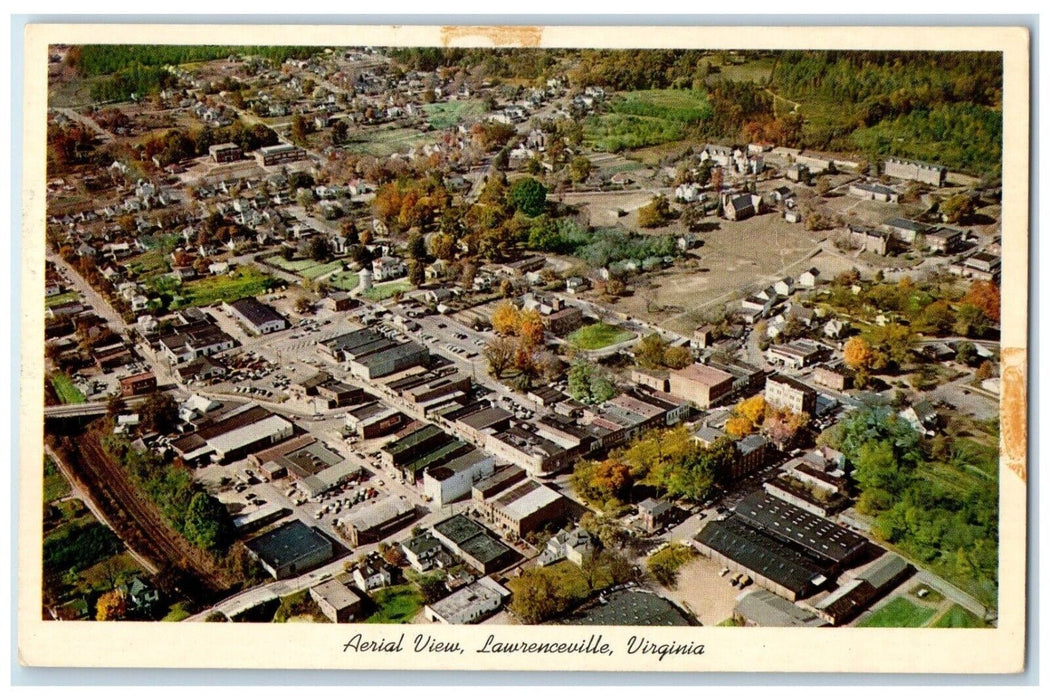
[42,46,1001,630]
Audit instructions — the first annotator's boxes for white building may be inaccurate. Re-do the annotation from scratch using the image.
[423,450,496,506]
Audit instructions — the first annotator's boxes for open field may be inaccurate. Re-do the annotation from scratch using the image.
[45,291,80,308]
[365,584,423,624]
[363,280,413,301]
[423,100,485,129]
[125,249,170,277]
[858,596,937,628]
[326,271,360,291]
[343,127,433,157]
[568,322,635,350]
[584,89,709,153]
[264,256,343,281]
[932,604,988,628]
[50,373,86,404]
[175,266,274,308]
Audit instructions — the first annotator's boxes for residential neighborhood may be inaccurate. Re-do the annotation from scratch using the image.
[42,45,1001,631]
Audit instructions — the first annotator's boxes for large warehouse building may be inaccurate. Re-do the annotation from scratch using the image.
[245,520,333,579]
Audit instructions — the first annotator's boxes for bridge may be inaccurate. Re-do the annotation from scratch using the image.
[44,396,146,420]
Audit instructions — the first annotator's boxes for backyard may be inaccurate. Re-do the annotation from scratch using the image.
[364,584,423,624]
[49,373,86,404]
[173,266,275,309]
[264,255,344,281]
[422,100,486,129]
[363,280,413,302]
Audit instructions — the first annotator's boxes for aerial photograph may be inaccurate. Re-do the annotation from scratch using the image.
[41,44,1002,631]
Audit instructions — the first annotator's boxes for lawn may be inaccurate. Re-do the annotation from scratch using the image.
[568,322,635,350]
[363,280,413,301]
[423,100,486,129]
[45,291,80,308]
[81,552,143,589]
[910,584,945,604]
[125,249,170,277]
[265,256,344,281]
[858,597,937,628]
[364,585,423,624]
[326,271,360,291]
[932,604,988,629]
[44,456,71,504]
[50,373,86,404]
[162,602,192,622]
[175,266,274,308]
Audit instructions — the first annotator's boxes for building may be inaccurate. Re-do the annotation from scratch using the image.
[344,496,416,547]
[245,520,333,579]
[401,532,447,573]
[119,371,157,397]
[170,405,294,464]
[347,340,429,380]
[765,374,817,416]
[732,434,769,481]
[722,192,763,221]
[734,589,826,627]
[323,291,357,312]
[423,449,496,506]
[923,225,964,254]
[256,143,307,166]
[883,157,946,186]
[479,478,566,537]
[208,142,243,163]
[431,514,514,574]
[537,527,595,567]
[882,217,928,244]
[344,402,406,439]
[848,182,900,203]
[668,363,735,408]
[846,224,895,255]
[765,339,832,370]
[226,297,288,335]
[371,256,406,281]
[950,251,1001,283]
[352,559,394,592]
[424,576,510,624]
[159,319,236,364]
[309,579,363,622]
[814,554,914,626]
[631,367,670,393]
[564,589,694,626]
[638,498,674,533]
[813,362,851,391]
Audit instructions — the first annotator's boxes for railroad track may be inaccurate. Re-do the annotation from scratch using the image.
[55,427,229,601]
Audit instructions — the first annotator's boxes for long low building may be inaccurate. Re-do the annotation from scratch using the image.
[424,576,510,624]
[170,404,294,464]
[226,297,288,335]
[734,589,826,627]
[479,478,566,537]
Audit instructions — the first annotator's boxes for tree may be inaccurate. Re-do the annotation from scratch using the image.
[106,395,127,418]
[975,360,995,381]
[634,333,670,369]
[571,458,633,508]
[407,232,428,261]
[518,311,546,349]
[331,119,349,145]
[569,155,593,184]
[646,544,696,588]
[940,193,976,224]
[407,259,425,286]
[294,296,313,315]
[843,336,876,371]
[483,337,516,379]
[962,280,1001,323]
[954,303,990,338]
[663,346,693,370]
[184,491,232,551]
[815,176,831,196]
[680,203,706,232]
[567,360,617,405]
[491,301,522,336]
[509,569,565,624]
[508,177,548,217]
[95,589,126,621]
[140,392,177,434]
[290,115,309,146]
[637,195,671,228]
[308,236,332,262]
[955,341,977,366]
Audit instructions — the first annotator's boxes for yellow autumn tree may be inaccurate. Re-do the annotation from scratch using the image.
[491,301,522,337]
[843,336,875,371]
[95,589,126,621]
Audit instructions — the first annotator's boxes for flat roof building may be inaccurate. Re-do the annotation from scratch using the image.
[226,297,288,335]
[424,576,510,624]
[245,520,333,579]
[344,496,416,547]
[480,478,566,537]
[431,514,514,574]
[309,579,363,623]
[668,363,735,408]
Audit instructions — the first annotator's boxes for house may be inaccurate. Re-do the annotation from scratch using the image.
[638,498,674,533]
[401,531,447,573]
[823,318,849,340]
[537,527,595,567]
[900,400,939,436]
[883,157,946,186]
[798,268,821,288]
[309,579,363,623]
[352,560,395,592]
[722,192,763,221]
[565,277,590,294]
[371,256,406,281]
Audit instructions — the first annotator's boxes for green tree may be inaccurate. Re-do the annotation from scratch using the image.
[140,392,177,434]
[308,236,332,262]
[637,195,671,228]
[634,333,670,369]
[508,177,548,217]
[569,156,593,184]
[184,491,233,551]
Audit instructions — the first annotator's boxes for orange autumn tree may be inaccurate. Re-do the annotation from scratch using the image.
[725,395,767,438]
[962,280,1001,323]
[95,590,126,621]
[491,301,522,336]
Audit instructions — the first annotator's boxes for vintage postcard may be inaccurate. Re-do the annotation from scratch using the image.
[18,23,1029,673]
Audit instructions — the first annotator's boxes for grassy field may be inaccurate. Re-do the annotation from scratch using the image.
[162,602,192,622]
[175,266,273,308]
[45,291,79,308]
[326,271,360,291]
[81,552,143,588]
[585,89,710,153]
[932,604,988,629]
[265,256,343,281]
[344,127,433,157]
[858,597,937,628]
[568,322,635,350]
[126,249,171,277]
[50,373,86,404]
[422,100,485,129]
[363,280,413,301]
[44,456,72,504]
[364,585,422,624]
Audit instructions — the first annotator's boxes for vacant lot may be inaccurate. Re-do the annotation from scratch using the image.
[568,322,635,350]
[175,266,274,308]
[265,256,343,281]
[585,89,709,153]
[363,280,413,301]
[659,554,740,626]
[50,373,86,404]
[365,584,423,624]
[858,596,937,628]
[44,456,72,504]
[344,127,433,157]
[45,291,80,308]
[327,271,360,291]
[423,100,485,129]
